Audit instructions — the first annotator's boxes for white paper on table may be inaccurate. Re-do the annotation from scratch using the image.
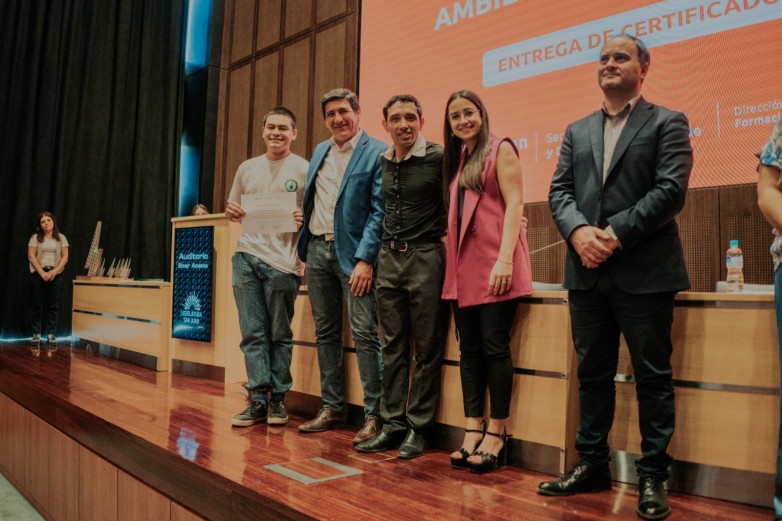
[241,193,297,234]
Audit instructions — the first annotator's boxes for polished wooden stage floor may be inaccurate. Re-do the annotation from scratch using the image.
[0,342,772,521]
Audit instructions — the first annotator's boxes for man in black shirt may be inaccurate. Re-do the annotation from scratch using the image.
[355,94,448,458]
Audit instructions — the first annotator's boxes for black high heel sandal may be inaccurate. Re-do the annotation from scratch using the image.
[450,421,486,470]
[468,430,511,474]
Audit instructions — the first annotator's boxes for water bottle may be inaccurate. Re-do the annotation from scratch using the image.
[726,240,744,293]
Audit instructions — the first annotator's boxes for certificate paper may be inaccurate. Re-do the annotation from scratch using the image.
[241,193,296,234]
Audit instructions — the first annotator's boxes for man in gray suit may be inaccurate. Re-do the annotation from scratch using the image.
[539,35,692,521]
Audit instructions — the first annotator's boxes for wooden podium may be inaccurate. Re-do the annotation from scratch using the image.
[169,214,245,384]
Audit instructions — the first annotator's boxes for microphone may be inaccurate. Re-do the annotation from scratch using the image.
[529,239,565,255]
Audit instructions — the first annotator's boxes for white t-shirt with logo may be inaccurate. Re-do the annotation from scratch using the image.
[228,153,308,276]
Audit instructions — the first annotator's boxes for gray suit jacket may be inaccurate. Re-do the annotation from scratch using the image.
[549,97,693,293]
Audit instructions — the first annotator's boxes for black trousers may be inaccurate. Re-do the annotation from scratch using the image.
[453,299,517,419]
[30,269,62,336]
[376,243,448,434]
[569,270,676,480]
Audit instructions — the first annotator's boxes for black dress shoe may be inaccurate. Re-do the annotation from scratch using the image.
[397,430,426,459]
[355,430,404,453]
[538,462,612,496]
[636,475,670,520]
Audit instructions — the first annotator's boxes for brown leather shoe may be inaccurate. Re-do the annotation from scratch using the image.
[298,407,345,433]
[353,415,381,445]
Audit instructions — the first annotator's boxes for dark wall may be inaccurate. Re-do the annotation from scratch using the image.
[0,1,185,337]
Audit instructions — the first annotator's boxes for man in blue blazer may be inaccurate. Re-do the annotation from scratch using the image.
[539,35,692,521]
[297,88,386,446]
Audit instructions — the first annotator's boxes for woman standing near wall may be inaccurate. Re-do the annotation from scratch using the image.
[27,211,69,356]
[441,90,533,474]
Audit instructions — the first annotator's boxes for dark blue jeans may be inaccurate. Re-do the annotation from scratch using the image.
[232,252,300,404]
[306,238,382,417]
[569,270,676,480]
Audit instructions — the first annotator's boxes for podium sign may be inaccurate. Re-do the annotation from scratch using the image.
[172,226,213,342]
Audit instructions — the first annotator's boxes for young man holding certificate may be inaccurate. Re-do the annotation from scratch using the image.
[225,107,308,427]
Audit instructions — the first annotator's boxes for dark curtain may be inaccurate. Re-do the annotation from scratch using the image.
[0,1,185,337]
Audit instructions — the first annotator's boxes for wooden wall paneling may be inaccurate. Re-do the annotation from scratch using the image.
[284,0,314,38]
[73,283,168,322]
[0,394,6,475]
[617,300,778,387]
[230,0,256,64]
[509,375,568,447]
[436,365,465,426]
[677,187,720,292]
[26,414,49,512]
[281,38,313,159]
[311,22,347,149]
[341,13,359,104]
[251,51,281,158]
[316,0,350,23]
[511,300,570,373]
[608,383,778,473]
[213,68,230,212]
[443,314,459,361]
[224,63,254,190]
[719,183,775,285]
[344,353,364,408]
[291,293,317,344]
[3,399,27,488]
[525,201,566,284]
[16,406,32,492]
[171,502,207,521]
[72,313,164,358]
[48,427,80,521]
[291,344,321,397]
[217,0,233,68]
[256,0,283,51]
[79,447,118,521]
[118,470,171,521]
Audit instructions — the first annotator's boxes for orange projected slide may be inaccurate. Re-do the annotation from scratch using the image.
[359,0,782,202]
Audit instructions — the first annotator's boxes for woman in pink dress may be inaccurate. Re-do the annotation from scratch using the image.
[442,90,533,474]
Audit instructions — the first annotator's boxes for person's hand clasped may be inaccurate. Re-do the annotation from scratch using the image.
[489,259,513,295]
[570,226,616,268]
[293,208,304,230]
[349,260,374,297]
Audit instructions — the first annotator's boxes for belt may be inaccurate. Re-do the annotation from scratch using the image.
[312,233,334,242]
[383,238,440,252]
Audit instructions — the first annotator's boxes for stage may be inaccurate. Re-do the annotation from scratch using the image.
[0,342,772,520]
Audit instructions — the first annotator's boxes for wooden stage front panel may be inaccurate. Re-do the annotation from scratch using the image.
[0,345,772,521]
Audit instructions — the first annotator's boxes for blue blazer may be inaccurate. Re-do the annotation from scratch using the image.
[298,131,387,276]
[549,98,693,293]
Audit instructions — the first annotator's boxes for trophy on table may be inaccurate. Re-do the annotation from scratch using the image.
[79,221,132,280]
